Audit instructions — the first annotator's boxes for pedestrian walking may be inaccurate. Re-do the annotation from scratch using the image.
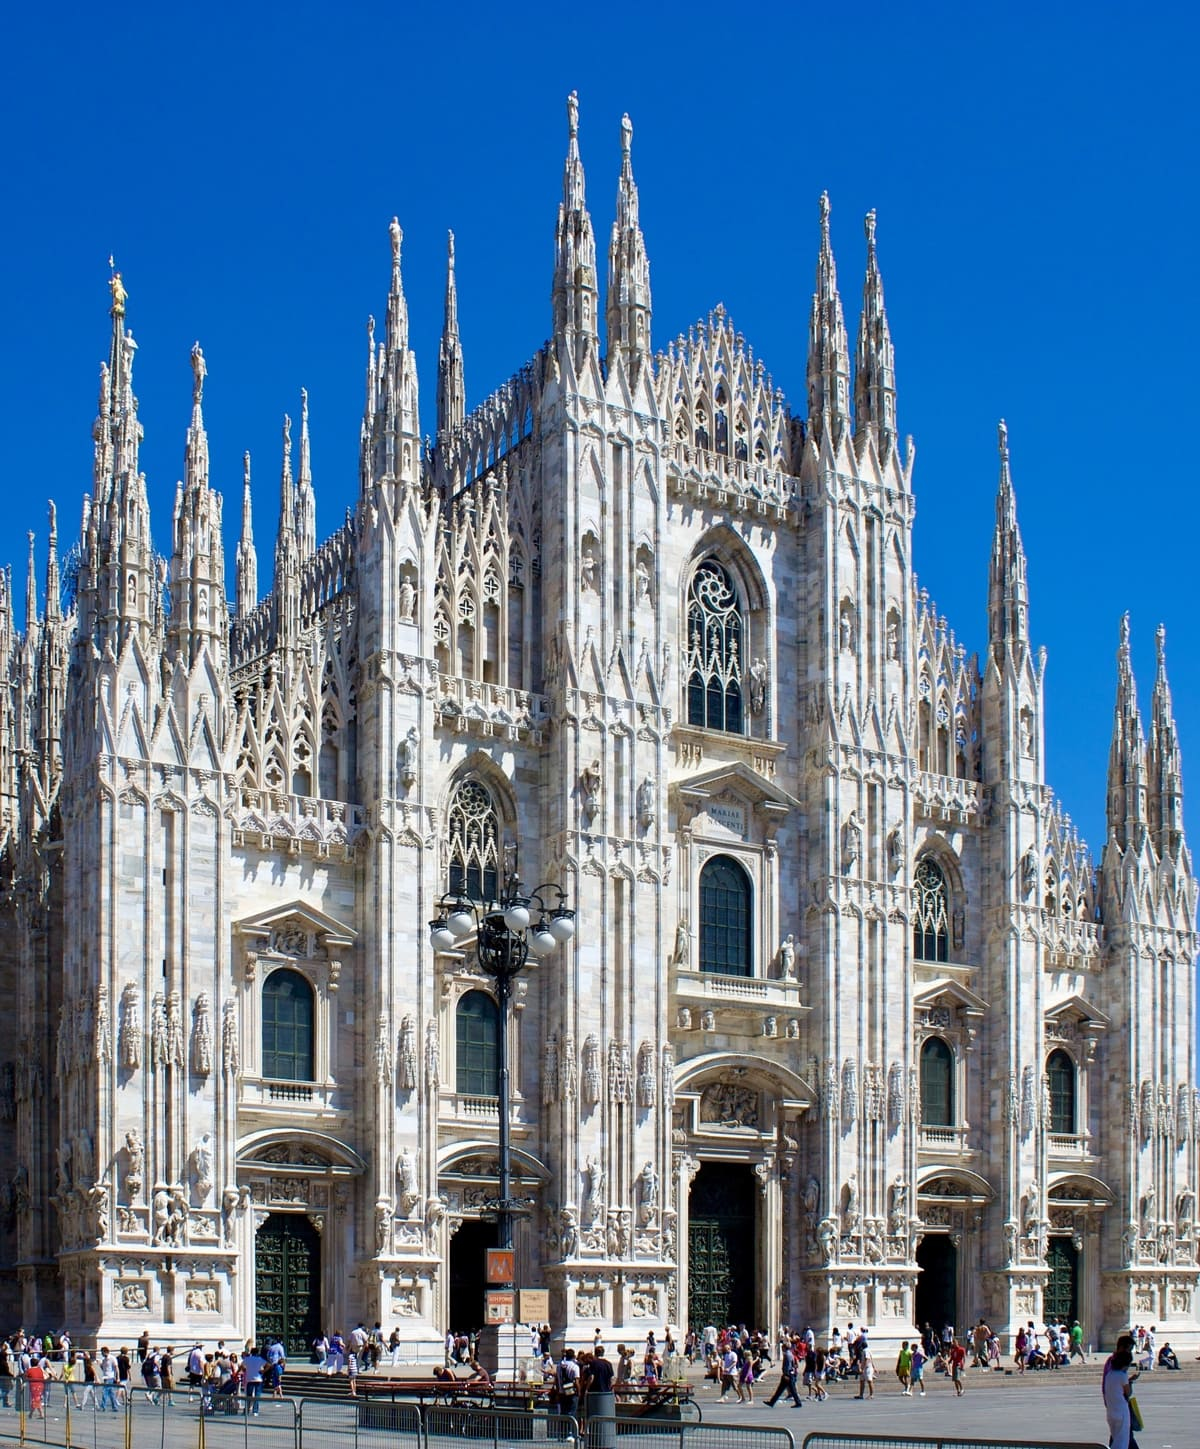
[949,1338,966,1396]
[855,1349,875,1398]
[764,1342,802,1407]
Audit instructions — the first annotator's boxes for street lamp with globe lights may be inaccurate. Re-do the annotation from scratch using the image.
[429,873,574,1252]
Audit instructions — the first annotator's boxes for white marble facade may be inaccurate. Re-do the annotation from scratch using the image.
[0,96,1197,1353]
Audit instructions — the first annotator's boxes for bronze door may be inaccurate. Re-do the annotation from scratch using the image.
[687,1163,756,1329]
[256,1212,322,1356]
[1044,1238,1078,1324]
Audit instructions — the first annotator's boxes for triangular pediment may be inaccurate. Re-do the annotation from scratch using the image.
[914,976,988,1016]
[235,899,358,952]
[673,760,800,817]
[1044,994,1110,1031]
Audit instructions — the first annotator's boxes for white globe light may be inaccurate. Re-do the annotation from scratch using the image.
[503,902,530,932]
[548,910,576,942]
[447,909,475,939]
[430,923,457,952]
[528,927,557,957]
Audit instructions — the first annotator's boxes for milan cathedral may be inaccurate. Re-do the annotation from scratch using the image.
[0,94,1197,1354]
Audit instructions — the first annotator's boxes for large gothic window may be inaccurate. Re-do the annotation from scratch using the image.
[920,1036,954,1127]
[699,855,752,977]
[1047,1049,1076,1135]
[686,560,745,733]
[262,969,315,1082]
[447,779,499,902]
[456,990,499,1096]
[912,858,949,962]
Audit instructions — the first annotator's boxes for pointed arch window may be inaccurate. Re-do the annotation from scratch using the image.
[1047,1049,1076,1135]
[262,969,315,1082]
[920,1036,954,1127]
[456,990,499,1096]
[686,560,744,733]
[699,855,752,977]
[447,779,499,902]
[912,858,949,962]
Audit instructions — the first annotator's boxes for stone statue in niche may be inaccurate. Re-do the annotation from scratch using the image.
[399,727,419,789]
[749,657,767,715]
[888,1176,909,1235]
[583,1157,606,1224]
[1020,848,1038,899]
[841,811,862,872]
[580,547,598,592]
[635,557,652,605]
[398,572,416,623]
[1022,1180,1041,1233]
[124,1130,144,1203]
[1139,1186,1156,1237]
[671,917,690,969]
[636,775,654,829]
[842,1175,861,1235]
[191,1134,215,1203]
[638,1161,659,1221]
[886,613,900,661]
[886,827,905,877]
[580,759,602,822]
[778,934,796,979]
[839,605,855,654]
[398,1148,419,1210]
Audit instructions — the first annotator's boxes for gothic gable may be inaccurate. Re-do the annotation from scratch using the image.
[235,900,358,956]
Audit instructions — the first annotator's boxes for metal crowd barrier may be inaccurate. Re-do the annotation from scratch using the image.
[424,1406,581,1446]
[799,1435,1108,1449]
[585,1420,793,1449]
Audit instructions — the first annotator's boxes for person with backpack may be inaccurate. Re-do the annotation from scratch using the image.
[554,1348,580,1417]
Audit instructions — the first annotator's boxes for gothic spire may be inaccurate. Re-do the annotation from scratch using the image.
[1107,614,1148,852]
[44,503,60,624]
[437,231,466,442]
[236,452,257,618]
[605,112,652,376]
[552,91,598,367]
[1147,624,1185,860]
[184,341,210,493]
[987,420,1029,661]
[295,389,316,559]
[363,221,420,490]
[25,531,37,631]
[854,209,896,455]
[274,415,301,642]
[806,192,851,449]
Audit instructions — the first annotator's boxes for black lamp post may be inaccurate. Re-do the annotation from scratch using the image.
[429,873,575,1250]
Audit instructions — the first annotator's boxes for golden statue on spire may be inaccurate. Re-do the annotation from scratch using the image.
[108,257,127,318]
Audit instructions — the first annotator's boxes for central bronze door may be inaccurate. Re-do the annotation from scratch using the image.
[687,1163,756,1329]
[255,1211,322,1356]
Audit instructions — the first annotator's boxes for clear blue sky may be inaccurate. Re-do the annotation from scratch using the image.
[3,0,1197,862]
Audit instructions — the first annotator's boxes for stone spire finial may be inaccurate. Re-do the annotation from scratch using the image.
[236,451,257,618]
[45,502,60,624]
[553,91,597,359]
[606,108,652,373]
[1107,613,1148,852]
[190,341,206,405]
[438,230,465,442]
[988,419,1029,660]
[854,207,896,454]
[1148,622,1185,860]
[25,531,37,630]
[295,390,316,560]
[807,192,850,448]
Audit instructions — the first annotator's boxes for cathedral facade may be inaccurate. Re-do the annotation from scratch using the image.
[1,95,1197,1354]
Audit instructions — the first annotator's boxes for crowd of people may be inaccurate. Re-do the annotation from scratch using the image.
[687,1315,1119,1406]
[0,1329,291,1416]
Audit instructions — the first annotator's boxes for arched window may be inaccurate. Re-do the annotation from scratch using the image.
[456,990,499,1096]
[262,969,315,1081]
[913,858,949,962]
[699,855,752,977]
[920,1036,954,1127]
[1047,1049,1076,1135]
[685,560,745,734]
[447,779,500,902]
